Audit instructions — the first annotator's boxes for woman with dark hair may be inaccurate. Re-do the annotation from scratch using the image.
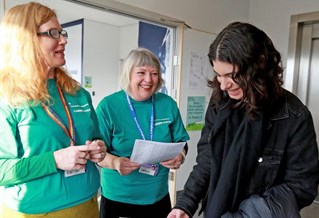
[168,22,319,218]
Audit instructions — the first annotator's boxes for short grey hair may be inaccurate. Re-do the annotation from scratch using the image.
[120,48,165,93]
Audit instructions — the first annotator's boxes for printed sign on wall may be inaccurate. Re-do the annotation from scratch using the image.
[186,96,205,131]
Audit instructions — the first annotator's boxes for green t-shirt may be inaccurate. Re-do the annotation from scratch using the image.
[0,79,101,213]
[96,90,189,205]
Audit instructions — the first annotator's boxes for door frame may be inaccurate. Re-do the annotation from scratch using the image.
[287,11,319,203]
[286,11,319,94]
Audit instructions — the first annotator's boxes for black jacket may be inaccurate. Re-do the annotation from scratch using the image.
[175,90,319,217]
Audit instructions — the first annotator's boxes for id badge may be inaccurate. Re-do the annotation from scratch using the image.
[64,167,86,177]
[139,164,159,176]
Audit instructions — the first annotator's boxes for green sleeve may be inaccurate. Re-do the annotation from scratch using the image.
[95,98,112,148]
[0,152,57,186]
[0,101,57,186]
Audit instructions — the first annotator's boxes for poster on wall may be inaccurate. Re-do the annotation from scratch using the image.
[188,52,209,88]
[62,19,83,84]
[84,76,92,88]
[138,21,172,95]
[186,96,205,131]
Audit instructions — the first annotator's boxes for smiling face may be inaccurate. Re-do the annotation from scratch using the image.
[213,60,243,100]
[128,65,159,101]
[37,17,67,78]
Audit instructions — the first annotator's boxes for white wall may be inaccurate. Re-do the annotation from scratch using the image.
[84,21,138,107]
[115,0,250,34]
[249,0,319,91]
[177,28,215,191]
[83,19,121,107]
[119,23,139,60]
[0,0,4,19]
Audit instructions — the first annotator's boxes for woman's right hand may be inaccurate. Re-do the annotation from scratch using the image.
[113,157,140,175]
[167,209,189,218]
[53,143,100,170]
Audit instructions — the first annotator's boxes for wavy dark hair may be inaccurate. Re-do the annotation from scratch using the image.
[208,22,284,119]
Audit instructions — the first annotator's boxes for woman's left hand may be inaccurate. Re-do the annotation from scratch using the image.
[86,140,107,163]
[160,152,184,170]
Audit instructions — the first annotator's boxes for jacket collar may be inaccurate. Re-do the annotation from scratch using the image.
[217,90,290,122]
[269,90,289,121]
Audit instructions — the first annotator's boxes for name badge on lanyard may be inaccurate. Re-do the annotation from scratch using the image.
[139,164,159,176]
[126,93,159,176]
[64,168,86,177]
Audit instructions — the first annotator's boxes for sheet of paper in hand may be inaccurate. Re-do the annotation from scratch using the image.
[130,139,186,164]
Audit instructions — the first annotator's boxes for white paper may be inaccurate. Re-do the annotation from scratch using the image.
[130,140,186,164]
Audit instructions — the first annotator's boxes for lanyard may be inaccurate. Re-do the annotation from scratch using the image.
[126,92,154,141]
[42,80,75,146]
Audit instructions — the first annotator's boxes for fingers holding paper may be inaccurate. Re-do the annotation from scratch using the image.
[160,152,184,170]
[96,152,140,175]
[114,157,140,175]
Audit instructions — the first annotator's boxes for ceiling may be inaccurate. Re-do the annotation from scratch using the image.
[58,0,139,26]
[5,0,139,27]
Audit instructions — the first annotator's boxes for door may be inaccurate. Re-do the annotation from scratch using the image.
[288,16,319,203]
[297,23,319,145]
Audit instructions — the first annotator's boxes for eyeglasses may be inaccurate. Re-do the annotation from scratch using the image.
[37,29,68,39]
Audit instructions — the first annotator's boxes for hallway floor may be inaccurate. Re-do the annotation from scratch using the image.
[300,200,319,218]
